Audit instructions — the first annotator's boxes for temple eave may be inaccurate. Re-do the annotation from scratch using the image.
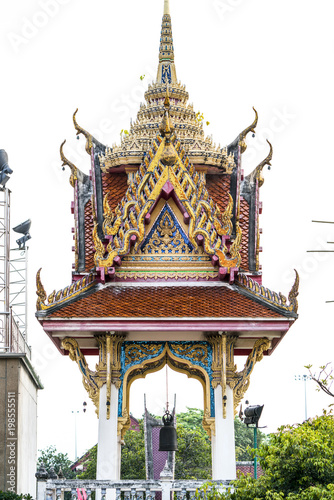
[39,316,293,358]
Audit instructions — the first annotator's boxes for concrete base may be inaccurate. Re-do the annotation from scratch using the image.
[211,385,236,480]
[0,354,42,496]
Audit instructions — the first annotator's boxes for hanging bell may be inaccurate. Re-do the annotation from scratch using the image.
[159,411,178,451]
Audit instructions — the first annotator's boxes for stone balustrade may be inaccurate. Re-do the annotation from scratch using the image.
[38,479,233,500]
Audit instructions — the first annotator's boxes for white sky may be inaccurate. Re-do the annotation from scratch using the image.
[1,0,334,462]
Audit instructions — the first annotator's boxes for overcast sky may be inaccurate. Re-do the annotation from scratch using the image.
[1,0,334,462]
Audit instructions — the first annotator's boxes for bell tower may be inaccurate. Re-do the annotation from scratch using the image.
[36,0,298,482]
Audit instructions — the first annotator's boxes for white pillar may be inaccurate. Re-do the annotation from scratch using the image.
[96,384,121,500]
[36,479,46,500]
[211,385,236,480]
[160,461,173,500]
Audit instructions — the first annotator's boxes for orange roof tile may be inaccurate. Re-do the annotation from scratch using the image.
[102,172,128,212]
[47,285,284,319]
[206,175,231,213]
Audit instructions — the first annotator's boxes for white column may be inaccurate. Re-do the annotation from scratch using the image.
[96,384,121,500]
[211,385,236,480]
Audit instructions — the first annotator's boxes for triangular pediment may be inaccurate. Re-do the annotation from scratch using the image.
[140,204,193,255]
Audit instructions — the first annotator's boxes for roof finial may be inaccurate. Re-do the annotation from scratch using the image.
[156,0,177,84]
[164,0,170,15]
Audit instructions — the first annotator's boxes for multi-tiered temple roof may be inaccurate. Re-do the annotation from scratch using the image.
[36,0,298,358]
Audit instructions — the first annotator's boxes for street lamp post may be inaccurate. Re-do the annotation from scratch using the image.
[72,402,88,461]
[295,375,311,421]
[72,410,79,460]
[243,404,264,480]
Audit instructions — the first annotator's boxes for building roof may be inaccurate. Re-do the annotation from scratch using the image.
[36,0,298,357]
[40,284,286,320]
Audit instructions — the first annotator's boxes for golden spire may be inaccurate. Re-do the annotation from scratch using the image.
[157,0,177,84]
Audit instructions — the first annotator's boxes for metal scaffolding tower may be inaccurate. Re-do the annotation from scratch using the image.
[0,187,30,358]
[0,188,10,353]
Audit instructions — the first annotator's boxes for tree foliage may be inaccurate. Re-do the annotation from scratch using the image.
[175,409,211,479]
[77,445,97,480]
[0,493,32,500]
[306,363,334,398]
[120,422,146,479]
[37,445,76,479]
[225,412,334,499]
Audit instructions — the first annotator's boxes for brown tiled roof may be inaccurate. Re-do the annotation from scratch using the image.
[206,175,231,213]
[239,198,249,272]
[48,285,284,319]
[84,200,95,272]
[102,172,128,211]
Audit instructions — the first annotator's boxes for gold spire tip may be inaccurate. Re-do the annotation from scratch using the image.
[164,0,170,16]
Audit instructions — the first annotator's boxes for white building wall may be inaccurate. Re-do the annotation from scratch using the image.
[17,360,40,497]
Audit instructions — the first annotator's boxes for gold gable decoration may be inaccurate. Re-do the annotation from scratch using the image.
[93,98,242,277]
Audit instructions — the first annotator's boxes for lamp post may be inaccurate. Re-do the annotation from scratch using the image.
[243,404,264,480]
[294,375,311,421]
[72,410,79,460]
[72,402,88,461]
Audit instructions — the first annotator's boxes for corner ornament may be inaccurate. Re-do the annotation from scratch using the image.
[229,338,271,412]
[73,109,93,155]
[246,139,273,188]
[36,268,47,310]
[60,140,78,188]
[288,270,299,314]
[239,107,258,154]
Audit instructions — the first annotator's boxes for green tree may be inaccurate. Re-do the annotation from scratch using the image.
[37,445,76,479]
[234,416,266,461]
[78,445,97,480]
[175,423,211,479]
[120,422,146,479]
[176,407,204,429]
[225,412,334,499]
[0,493,32,500]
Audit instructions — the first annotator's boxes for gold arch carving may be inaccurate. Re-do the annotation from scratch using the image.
[119,342,214,438]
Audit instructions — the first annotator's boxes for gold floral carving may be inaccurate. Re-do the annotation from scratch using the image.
[228,338,271,413]
[218,194,234,235]
[124,344,162,364]
[202,411,216,438]
[169,343,209,366]
[118,408,131,440]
